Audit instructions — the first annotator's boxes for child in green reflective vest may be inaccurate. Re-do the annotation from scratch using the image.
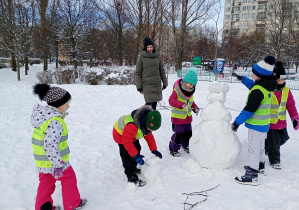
[232,56,277,186]
[31,84,87,210]
[113,106,162,187]
[168,68,199,157]
[265,61,299,169]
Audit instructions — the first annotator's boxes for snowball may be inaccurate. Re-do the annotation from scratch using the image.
[183,158,202,174]
[209,82,229,94]
[141,156,161,183]
[200,101,232,122]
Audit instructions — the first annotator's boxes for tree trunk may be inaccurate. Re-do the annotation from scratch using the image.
[16,57,20,81]
[11,55,17,72]
[25,57,29,75]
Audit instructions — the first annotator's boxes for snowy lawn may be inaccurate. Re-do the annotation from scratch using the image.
[1,64,299,210]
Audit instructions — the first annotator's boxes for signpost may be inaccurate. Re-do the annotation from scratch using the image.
[213,58,225,73]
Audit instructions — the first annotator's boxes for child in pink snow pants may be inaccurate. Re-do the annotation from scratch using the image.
[31,84,87,210]
[35,166,80,209]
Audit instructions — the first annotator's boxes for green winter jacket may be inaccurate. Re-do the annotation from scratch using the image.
[135,51,168,103]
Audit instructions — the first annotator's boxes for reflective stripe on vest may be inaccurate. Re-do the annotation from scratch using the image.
[114,114,144,139]
[245,85,271,126]
[270,86,289,124]
[32,116,69,168]
[171,81,193,119]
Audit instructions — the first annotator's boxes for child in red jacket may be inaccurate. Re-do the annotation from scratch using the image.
[113,106,162,187]
[169,68,199,157]
[265,61,299,169]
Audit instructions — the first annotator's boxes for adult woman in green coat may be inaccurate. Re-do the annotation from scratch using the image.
[135,37,168,110]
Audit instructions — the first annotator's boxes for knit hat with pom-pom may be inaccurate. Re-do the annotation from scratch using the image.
[252,55,276,79]
[273,61,286,80]
[33,84,71,108]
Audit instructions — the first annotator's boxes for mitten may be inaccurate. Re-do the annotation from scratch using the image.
[194,108,200,116]
[231,122,239,132]
[293,117,299,130]
[232,73,242,81]
[162,86,167,90]
[152,150,163,159]
[137,88,143,93]
[53,167,64,179]
[182,103,188,109]
[133,153,145,165]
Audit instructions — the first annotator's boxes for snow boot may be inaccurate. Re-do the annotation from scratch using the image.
[235,166,259,186]
[182,146,190,154]
[128,175,146,187]
[73,198,87,209]
[258,162,266,175]
[270,163,281,169]
[54,206,61,210]
[170,150,180,157]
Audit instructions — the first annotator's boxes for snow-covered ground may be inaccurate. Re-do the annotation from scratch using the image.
[1,64,299,210]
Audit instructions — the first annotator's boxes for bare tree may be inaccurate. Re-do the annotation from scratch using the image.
[56,0,95,69]
[0,0,35,80]
[165,0,217,71]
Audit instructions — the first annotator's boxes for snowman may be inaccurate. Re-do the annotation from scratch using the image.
[189,82,241,169]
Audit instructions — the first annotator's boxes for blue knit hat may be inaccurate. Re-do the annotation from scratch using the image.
[252,55,276,79]
[183,68,198,86]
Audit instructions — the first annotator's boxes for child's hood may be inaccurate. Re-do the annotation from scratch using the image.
[255,79,277,92]
[31,104,63,128]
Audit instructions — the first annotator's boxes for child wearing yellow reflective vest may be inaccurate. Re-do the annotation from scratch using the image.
[113,106,162,187]
[265,61,299,170]
[232,56,277,186]
[31,84,86,210]
[169,68,199,157]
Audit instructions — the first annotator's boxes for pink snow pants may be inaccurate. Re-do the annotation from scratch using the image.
[35,166,81,210]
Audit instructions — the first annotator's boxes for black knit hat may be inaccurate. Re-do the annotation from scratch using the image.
[33,84,71,108]
[273,61,286,80]
[143,37,154,50]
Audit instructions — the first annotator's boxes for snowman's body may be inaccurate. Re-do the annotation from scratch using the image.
[190,82,242,169]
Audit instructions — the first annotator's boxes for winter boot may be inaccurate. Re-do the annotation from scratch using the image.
[235,166,259,186]
[128,175,146,187]
[54,206,61,210]
[73,198,88,209]
[258,162,266,175]
[182,146,190,154]
[270,163,281,169]
[170,150,180,157]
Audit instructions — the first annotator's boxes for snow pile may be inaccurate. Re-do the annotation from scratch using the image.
[190,82,242,169]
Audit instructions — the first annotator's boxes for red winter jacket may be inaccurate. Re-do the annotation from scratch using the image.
[270,88,299,130]
[113,123,157,157]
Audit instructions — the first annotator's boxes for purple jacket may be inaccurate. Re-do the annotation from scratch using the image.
[270,88,298,130]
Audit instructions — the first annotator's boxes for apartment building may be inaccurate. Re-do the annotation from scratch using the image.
[223,0,269,39]
[223,0,299,40]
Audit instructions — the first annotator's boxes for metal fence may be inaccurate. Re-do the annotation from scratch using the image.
[177,67,299,90]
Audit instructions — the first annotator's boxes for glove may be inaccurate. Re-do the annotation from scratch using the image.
[137,88,143,93]
[232,73,242,81]
[53,167,64,179]
[194,108,200,116]
[162,86,167,90]
[152,150,162,159]
[133,153,145,165]
[231,122,239,132]
[182,103,188,109]
[293,117,299,130]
